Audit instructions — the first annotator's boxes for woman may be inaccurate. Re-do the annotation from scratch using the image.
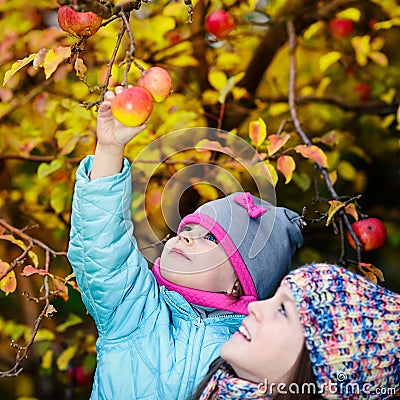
[190,263,400,399]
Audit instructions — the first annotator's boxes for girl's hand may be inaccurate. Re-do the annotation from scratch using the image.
[96,86,148,149]
[89,86,148,179]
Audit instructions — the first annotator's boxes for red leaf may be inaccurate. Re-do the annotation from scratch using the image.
[277,155,295,184]
[295,145,328,168]
[267,134,290,156]
[21,265,51,276]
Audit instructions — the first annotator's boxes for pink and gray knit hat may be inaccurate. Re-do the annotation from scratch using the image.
[152,192,303,314]
[283,263,400,400]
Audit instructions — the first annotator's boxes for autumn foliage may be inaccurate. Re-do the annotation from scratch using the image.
[0,0,399,398]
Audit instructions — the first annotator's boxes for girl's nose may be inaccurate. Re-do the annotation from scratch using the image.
[177,232,194,246]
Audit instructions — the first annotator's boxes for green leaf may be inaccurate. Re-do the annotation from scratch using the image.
[3,53,36,86]
[50,184,67,214]
[37,159,63,179]
[56,314,83,333]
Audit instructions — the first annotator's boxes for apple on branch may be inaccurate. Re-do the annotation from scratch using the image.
[328,18,353,39]
[58,5,102,38]
[111,86,154,127]
[205,10,236,39]
[347,217,387,252]
[138,67,173,103]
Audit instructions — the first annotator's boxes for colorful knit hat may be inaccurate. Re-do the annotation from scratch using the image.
[283,263,400,400]
[152,192,303,314]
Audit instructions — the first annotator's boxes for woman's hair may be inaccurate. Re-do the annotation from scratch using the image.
[188,345,317,400]
[188,357,225,400]
[275,345,318,400]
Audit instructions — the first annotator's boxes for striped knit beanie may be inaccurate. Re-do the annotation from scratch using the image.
[283,263,399,400]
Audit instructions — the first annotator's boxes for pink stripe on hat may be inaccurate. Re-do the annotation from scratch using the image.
[178,213,258,299]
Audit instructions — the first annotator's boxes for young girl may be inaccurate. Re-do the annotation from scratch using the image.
[67,87,303,400]
[191,263,400,400]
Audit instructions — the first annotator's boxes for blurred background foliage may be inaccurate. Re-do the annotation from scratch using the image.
[0,0,399,398]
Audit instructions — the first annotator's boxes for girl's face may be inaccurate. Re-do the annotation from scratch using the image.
[220,285,304,385]
[159,224,237,292]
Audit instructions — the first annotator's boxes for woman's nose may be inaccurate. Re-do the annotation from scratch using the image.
[247,299,266,321]
[177,232,194,245]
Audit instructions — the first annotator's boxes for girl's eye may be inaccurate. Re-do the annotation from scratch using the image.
[181,226,192,232]
[278,303,287,317]
[204,233,218,244]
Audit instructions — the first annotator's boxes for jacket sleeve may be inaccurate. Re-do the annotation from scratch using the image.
[67,155,160,339]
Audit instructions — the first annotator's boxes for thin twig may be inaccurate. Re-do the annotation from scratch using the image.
[286,20,362,262]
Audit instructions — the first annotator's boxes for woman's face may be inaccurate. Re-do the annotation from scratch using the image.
[220,284,304,385]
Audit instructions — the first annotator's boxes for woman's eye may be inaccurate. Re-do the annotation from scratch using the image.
[204,233,218,243]
[278,303,287,317]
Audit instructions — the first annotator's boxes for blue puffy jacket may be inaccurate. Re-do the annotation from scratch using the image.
[67,156,244,400]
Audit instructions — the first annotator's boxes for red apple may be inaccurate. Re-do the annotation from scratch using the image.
[329,18,353,38]
[138,67,172,103]
[205,10,236,39]
[111,86,153,127]
[68,365,93,386]
[58,5,102,38]
[352,83,371,102]
[347,217,387,252]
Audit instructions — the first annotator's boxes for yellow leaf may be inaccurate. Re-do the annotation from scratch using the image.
[216,53,241,70]
[43,46,71,79]
[263,161,278,187]
[3,53,37,86]
[35,329,56,342]
[41,349,54,370]
[319,51,342,72]
[326,200,345,226]
[168,55,198,67]
[345,203,358,221]
[328,170,337,185]
[295,145,328,168]
[369,51,388,67]
[57,345,78,371]
[218,72,245,104]
[268,103,289,116]
[208,70,227,91]
[249,118,267,148]
[351,35,370,67]
[267,134,290,156]
[337,160,357,181]
[193,183,219,201]
[277,155,296,184]
[37,159,63,179]
[357,262,385,283]
[0,261,17,295]
[303,21,324,40]
[337,8,361,22]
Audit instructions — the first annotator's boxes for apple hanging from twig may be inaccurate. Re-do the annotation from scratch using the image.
[111,87,154,127]
[58,5,102,38]
[138,67,173,103]
[205,10,236,39]
[347,217,387,252]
